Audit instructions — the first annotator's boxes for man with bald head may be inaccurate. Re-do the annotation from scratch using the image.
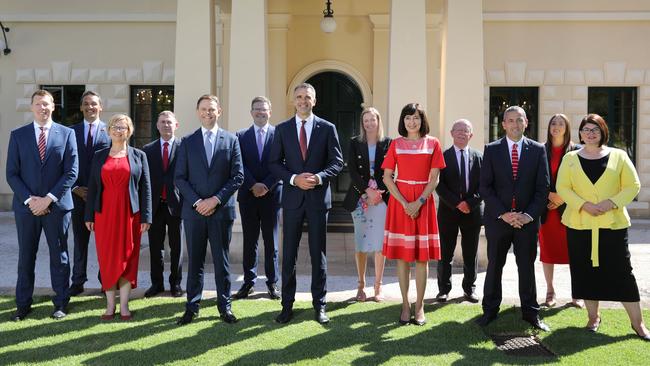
[435,119,483,303]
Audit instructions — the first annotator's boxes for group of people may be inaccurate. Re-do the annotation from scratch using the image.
[5,85,649,340]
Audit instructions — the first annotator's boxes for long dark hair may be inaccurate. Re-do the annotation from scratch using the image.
[544,113,573,157]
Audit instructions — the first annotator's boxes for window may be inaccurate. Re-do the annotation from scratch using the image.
[488,87,539,142]
[130,86,174,148]
[40,85,86,127]
[588,87,637,162]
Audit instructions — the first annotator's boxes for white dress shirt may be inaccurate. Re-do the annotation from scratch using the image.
[289,114,322,186]
[453,145,470,192]
[26,120,58,204]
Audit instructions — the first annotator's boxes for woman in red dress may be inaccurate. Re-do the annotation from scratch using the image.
[85,114,151,320]
[539,114,583,308]
[382,103,445,326]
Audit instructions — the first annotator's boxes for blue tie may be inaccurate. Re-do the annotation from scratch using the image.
[205,131,213,167]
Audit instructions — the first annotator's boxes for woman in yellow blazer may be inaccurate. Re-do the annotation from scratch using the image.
[556,114,648,341]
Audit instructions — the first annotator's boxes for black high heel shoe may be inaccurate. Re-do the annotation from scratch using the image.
[631,324,650,341]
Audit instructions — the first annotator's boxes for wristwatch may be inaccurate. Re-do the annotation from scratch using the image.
[418,196,426,204]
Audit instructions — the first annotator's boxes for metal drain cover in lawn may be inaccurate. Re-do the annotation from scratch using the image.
[490,334,555,357]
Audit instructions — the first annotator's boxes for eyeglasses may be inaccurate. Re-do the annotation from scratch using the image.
[111,126,129,131]
[252,108,270,112]
[580,127,601,134]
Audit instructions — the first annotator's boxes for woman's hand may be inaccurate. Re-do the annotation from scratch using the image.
[548,192,564,206]
[596,199,617,212]
[581,202,606,216]
[365,188,383,206]
[85,222,94,232]
[140,223,151,233]
[403,200,423,219]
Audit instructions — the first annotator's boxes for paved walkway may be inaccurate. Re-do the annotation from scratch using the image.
[0,212,648,309]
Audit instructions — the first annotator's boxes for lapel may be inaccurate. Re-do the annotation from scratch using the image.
[127,146,137,176]
[96,121,109,146]
[44,123,60,163]
[151,140,164,171]
[74,123,86,155]
[208,128,225,171]
[169,138,179,165]
[192,129,211,170]
[288,117,305,162]
[359,140,370,174]
[517,137,532,178]
[447,147,460,179]
[262,125,274,162]
[467,147,475,174]
[305,116,323,162]
[499,138,514,179]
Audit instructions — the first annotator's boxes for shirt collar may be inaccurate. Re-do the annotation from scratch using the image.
[295,114,314,125]
[33,120,53,131]
[201,125,219,136]
[254,123,269,134]
[84,119,100,126]
[160,136,175,145]
[453,145,468,153]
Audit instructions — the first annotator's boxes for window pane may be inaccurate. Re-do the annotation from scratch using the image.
[588,87,637,162]
[130,86,174,148]
[489,87,539,142]
[41,85,85,127]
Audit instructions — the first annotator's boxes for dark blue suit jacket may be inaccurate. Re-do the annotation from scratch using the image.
[479,137,549,224]
[84,146,152,224]
[142,138,182,216]
[236,125,282,205]
[268,116,343,210]
[71,121,110,188]
[174,128,244,220]
[6,122,78,213]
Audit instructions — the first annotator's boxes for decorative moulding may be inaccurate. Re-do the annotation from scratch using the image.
[585,70,604,84]
[35,69,52,84]
[525,70,544,85]
[486,70,506,84]
[105,98,128,111]
[505,62,526,84]
[107,69,125,83]
[641,100,650,114]
[51,61,71,83]
[541,100,563,113]
[85,84,99,92]
[162,68,175,83]
[645,70,650,84]
[113,85,128,98]
[216,66,223,88]
[71,69,89,83]
[88,69,107,83]
[564,100,587,114]
[540,86,558,100]
[544,69,564,85]
[143,61,163,83]
[23,84,38,98]
[640,86,650,100]
[625,69,644,84]
[564,70,585,85]
[16,69,35,83]
[572,86,588,100]
[125,68,143,83]
[604,62,626,84]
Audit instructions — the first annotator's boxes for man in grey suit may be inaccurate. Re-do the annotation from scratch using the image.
[175,95,244,325]
[6,89,78,320]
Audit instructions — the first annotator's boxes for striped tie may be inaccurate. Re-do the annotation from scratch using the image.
[511,143,518,209]
[38,127,46,162]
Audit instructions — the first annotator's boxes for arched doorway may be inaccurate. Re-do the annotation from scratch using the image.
[306,71,363,225]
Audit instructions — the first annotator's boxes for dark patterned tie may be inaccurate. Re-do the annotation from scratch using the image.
[86,123,94,161]
[162,141,169,200]
[459,149,467,199]
[511,143,518,209]
[38,127,46,162]
[299,120,308,160]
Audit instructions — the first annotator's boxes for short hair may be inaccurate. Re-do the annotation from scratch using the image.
[293,82,316,97]
[451,119,473,133]
[397,103,430,138]
[196,94,220,109]
[579,113,609,147]
[357,107,385,142]
[545,113,572,153]
[157,110,177,120]
[107,113,135,140]
[80,90,103,107]
[31,89,54,103]
[503,105,527,120]
[251,96,272,110]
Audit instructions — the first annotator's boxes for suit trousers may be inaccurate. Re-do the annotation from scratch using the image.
[184,216,233,314]
[239,199,280,287]
[71,195,92,286]
[482,220,540,318]
[436,209,481,295]
[281,204,328,310]
[15,209,71,309]
[147,201,183,288]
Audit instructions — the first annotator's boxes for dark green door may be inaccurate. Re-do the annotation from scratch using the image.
[306,71,363,204]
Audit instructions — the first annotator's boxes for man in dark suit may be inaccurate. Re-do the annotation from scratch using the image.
[233,96,282,300]
[435,119,483,303]
[476,106,550,331]
[142,111,183,298]
[68,91,111,296]
[269,83,343,324]
[175,95,244,325]
[6,89,78,320]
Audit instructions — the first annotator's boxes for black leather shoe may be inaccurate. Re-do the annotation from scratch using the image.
[177,310,196,325]
[68,284,84,297]
[267,284,280,300]
[435,292,448,302]
[315,309,330,324]
[232,284,254,299]
[464,291,479,303]
[170,285,184,298]
[51,307,67,320]
[523,316,551,332]
[144,285,165,298]
[475,313,498,327]
[275,307,293,324]
[220,310,238,324]
[11,307,32,321]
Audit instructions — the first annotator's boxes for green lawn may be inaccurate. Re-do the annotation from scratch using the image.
[1,295,648,365]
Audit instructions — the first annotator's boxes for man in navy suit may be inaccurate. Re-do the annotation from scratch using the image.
[435,119,483,303]
[142,111,183,298]
[68,91,111,296]
[233,96,282,300]
[175,95,244,325]
[269,83,343,324]
[476,106,550,331]
[6,89,78,320]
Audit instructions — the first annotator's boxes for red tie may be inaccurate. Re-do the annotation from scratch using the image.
[162,141,169,200]
[38,127,46,162]
[511,143,518,209]
[299,120,308,160]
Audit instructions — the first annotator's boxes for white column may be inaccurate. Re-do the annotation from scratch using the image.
[268,14,290,121]
[387,0,427,137]
[369,14,390,127]
[439,0,485,148]
[174,0,215,137]
[227,0,267,132]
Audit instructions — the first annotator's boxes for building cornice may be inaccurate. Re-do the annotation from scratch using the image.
[1,13,176,22]
[484,11,650,22]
